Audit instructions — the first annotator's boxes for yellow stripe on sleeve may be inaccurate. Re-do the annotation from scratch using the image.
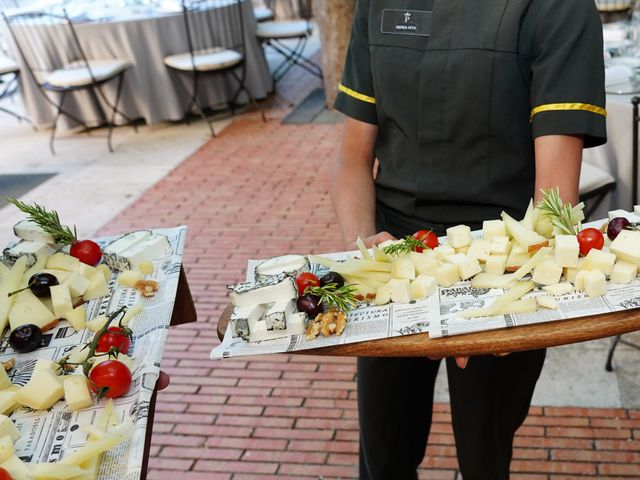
[530,103,607,120]
[338,83,376,104]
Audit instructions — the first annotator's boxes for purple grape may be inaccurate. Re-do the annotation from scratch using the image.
[296,294,323,318]
[607,217,630,241]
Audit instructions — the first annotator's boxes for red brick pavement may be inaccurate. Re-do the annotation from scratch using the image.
[98,66,640,479]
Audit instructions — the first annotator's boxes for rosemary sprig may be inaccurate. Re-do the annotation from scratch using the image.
[536,188,579,235]
[7,197,77,244]
[381,236,427,256]
[305,283,359,313]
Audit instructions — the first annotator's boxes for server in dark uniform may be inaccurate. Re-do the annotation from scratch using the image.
[331,1,606,479]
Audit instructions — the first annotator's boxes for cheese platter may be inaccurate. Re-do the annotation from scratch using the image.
[0,200,189,480]
[212,190,640,359]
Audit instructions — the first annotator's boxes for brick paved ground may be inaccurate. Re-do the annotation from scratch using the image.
[98,65,640,479]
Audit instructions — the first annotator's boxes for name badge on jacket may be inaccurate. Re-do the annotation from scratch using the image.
[381,9,431,36]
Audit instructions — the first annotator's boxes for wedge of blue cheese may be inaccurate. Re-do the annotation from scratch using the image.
[254,254,309,280]
[103,230,170,271]
[248,311,306,343]
[2,240,55,267]
[229,274,297,308]
[264,299,296,330]
[13,219,56,244]
[230,304,265,340]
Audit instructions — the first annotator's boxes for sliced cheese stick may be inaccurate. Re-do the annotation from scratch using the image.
[459,281,535,319]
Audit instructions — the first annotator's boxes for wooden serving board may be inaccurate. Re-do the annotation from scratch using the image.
[216,303,640,357]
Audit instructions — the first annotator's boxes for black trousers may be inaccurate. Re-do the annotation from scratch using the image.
[357,350,546,480]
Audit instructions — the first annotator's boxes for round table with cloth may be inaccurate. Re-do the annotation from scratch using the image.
[6,0,272,131]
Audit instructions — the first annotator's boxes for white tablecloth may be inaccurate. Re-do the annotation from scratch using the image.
[583,92,636,217]
[9,0,272,130]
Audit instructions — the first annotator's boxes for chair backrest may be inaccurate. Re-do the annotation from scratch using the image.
[181,0,246,60]
[2,7,94,87]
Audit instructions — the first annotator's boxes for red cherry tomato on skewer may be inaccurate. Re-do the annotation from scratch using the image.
[0,467,13,480]
[412,230,439,252]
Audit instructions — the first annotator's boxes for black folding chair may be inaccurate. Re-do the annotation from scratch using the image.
[605,95,640,371]
[256,0,322,83]
[2,7,135,153]
[164,0,265,137]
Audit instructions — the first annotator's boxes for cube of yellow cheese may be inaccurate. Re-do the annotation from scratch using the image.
[83,271,110,300]
[62,272,90,297]
[33,359,61,375]
[409,275,437,300]
[506,249,530,271]
[0,416,20,442]
[434,244,455,261]
[583,249,616,276]
[446,225,472,249]
[41,268,71,283]
[65,304,87,331]
[391,258,416,280]
[0,390,20,416]
[564,258,584,283]
[435,263,460,287]
[0,368,11,391]
[74,262,97,280]
[610,230,640,265]
[388,278,411,303]
[1,455,31,480]
[374,283,392,305]
[554,235,579,268]
[446,254,481,280]
[86,314,109,332]
[484,255,507,276]
[8,290,55,331]
[118,269,144,287]
[532,259,562,286]
[46,252,80,272]
[0,435,14,464]
[490,236,511,256]
[542,282,575,296]
[482,220,507,241]
[466,239,491,263]
[536,295,558,309]
[409,252,440,276]
[15,370,63,410]
[63,375,93,412]
[610,260,638,284]
[138,261,154,275]
[583,269,607,298]
[96,264,112,283]
[50,284,73,318]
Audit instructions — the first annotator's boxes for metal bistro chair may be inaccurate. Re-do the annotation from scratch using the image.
[256,0,322,83]
[253,0,274,22]
[578,163,617,221]
[164,0,266,137]
[2,8,134,154]
[0,53,32,124]
[605,95,640,371]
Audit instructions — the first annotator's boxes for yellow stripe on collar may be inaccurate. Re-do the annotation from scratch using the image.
[530,103,607,120]
[338,83,376,104]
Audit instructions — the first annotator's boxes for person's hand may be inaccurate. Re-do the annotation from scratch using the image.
[157,370,170,390]
[351,231,396,249]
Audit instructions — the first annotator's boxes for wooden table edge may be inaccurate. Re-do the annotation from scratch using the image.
[216,303,640,357]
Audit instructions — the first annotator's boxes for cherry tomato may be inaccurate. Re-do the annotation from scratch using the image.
[89,360,132,399]
[96,326,131,354]
[412,230,439,251]
[295,272,320,295]
[70,239,102,266]
[0,467,13,480]
[577,228,605,256]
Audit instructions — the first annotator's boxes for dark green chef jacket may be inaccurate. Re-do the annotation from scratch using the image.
[334,0,607,226]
